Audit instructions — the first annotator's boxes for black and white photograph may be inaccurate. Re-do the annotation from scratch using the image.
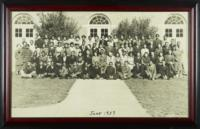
[11,11,189,118]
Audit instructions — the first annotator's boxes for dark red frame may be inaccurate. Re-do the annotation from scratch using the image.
[3,4,197,125]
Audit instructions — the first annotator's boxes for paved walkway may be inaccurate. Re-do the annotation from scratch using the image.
[12,80,150,117]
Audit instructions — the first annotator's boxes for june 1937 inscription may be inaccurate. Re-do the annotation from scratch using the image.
[89,110,116,116]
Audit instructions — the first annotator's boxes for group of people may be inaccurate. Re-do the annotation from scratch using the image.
[15,33,184,80]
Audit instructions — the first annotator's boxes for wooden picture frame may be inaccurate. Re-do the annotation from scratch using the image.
[0,0,199,128]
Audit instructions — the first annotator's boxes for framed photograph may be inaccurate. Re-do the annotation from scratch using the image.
[0,0,199,128]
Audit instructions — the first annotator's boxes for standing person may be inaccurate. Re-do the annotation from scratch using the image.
[163,41,172,56]
[35,35,44,49]
[164,50,176,79]
[121,61,132,79]
[105,62,116,79]
[21,44,32,64]
[153,34,162,49]
[29,40,35,52]
[15,44,23,75]
[99,35,107,48]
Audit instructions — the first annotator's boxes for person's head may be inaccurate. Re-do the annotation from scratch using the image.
[73,62,77,67]
[88,35,91,40]
[128,52,133,57]
[159,52,163,57]
[155,34,160,39]
[30,40,34,45]
[41,51,45,56]
[75,36,80,41]
[141,36,145,40]
[81,35,86,40]
[124,61,128,66]
[78,51,82,56]
[120,35,124,39]
[165,42,169,46]
[109,62,113,66]
[58,42,61,47]
[101,35,105,39]
[108,52,113,57]
[27,62,31,66]
[39,61,44,66]
[116,61,121,67]
[63,36,67,40]
[86,50,90,55]
[94,51,98,56]
[143,44,147,48]
[94,61,98,66]
[144,52,148,57]
[57,36,61,40]
[75,44,79,48]
[70,34,74,38]
[116,53,120,57]
[65,43,69,48]
[70,42,74,47]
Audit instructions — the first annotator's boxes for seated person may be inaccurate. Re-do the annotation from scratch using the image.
[82,62,92,79]
[121,61,132,80]
[141,52,151,78]
[146,61,156,80]
[90,61,101,79]
[132,62,142,78]
[46,61,56,78]
[20,62,36,78]
[59,63,69,79]
[69,62,82,78]
[36,61,47,78]
[105,62,116,79]
[115,61,123,79]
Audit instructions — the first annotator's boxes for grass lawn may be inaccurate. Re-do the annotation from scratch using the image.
[12,74,75,108]
[124,77,188,117]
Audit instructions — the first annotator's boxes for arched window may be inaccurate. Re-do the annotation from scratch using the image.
[165,15,184,24]
[14,15,34,24]
[90,15,109,24]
